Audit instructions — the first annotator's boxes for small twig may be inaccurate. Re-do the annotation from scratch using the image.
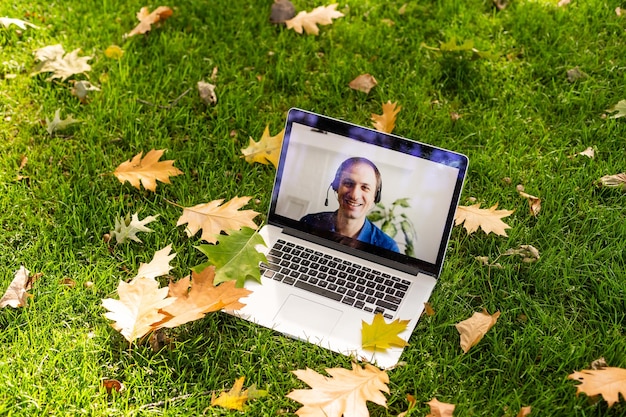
[140,390,213,409]
[137,88,191,109]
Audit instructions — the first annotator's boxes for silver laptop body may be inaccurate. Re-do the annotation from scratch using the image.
[230,108,468,368]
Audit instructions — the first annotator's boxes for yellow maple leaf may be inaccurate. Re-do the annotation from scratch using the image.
[124,6,173,38]
[241,125,284,168]
[568,366,626,407]
[211,376,267,410]
[454,203,514,236]
[371,101,401,133]
[426,397,456,417]
[153,266,252,329]
[455,309,500,353]
[361,313,409,351]
[102,276,174,343]
[287,363,389,417]
[113,149,183,192]
[176,196,259,244]
[285,4,344,35]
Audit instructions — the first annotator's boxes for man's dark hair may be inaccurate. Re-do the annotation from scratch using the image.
[331,157,382,203]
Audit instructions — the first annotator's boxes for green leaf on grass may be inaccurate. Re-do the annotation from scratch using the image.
[194,227,267,287]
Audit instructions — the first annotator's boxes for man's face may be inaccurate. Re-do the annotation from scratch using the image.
[336,162,377,221]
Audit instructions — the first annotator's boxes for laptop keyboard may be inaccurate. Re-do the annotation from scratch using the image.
[259,239,411,319]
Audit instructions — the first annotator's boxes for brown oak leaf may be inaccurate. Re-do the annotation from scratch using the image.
[568,367,626,407]
[455,309,501,353]
[113,149,183,192]
[125,6,173,38]
[426,397,456,417]
[176,196,259,244]
[285,3,344,35]
[372,101,401,133]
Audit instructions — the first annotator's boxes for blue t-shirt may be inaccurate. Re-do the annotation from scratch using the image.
[300,211,400,253]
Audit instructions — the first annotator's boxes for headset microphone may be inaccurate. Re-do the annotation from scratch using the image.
[324,184,332,206]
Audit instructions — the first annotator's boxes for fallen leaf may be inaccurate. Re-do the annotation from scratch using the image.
[71,80,100,103]
[211,376,268,410]
[598,173,626,190]
[349,73,377,94]
[153,266,252,329]
[45,109,80,135]
[372,101,401,133]
[426,398,455,417]
[109,212,159,244]
[0,266,36,308]
[0,17,39,30]
[285,3,344,35]
[176,196,259,244]
[361,313,409,351]
[424,302,435,316]
[241,125,284,168]
[113,149,183,192]
[517,189,541,217]
[566,67,587,82]
[102,276,175,343]
[397,393,417,417]
[102,379,125,394]
[502,244,540,263]
[197,80,217,105]
[607,100,626,119]
[194,227,267,286]
[454,203,514,236]
[124,6,173,38]
[104,45,124,59]
[557,0,571,6]
[270,0,296,23]
[568,367,626,407]
[287,363,389,417]
[591,357,608,370]
[455,309,500,353]
[31,44,92,81]
[516,406,532,417]
[135,245,176,279]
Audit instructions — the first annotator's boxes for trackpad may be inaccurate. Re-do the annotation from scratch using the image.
[275,295,342,338]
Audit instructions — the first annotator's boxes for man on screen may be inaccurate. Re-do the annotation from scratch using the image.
[300,157,400,253]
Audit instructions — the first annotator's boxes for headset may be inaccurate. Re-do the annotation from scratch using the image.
[325,157,382,206]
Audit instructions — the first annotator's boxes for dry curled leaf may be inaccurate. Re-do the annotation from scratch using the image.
[502,244,540,263]
[285,3,344,35]
[349,73,377,94]
[176,196,260,244]
[598,173,626,190]
[197,80,217,105]
[287,363,389,417]
[125,6,173,38]
[113,149,183,192]
[372,101,401,133]
[517,188,541,217]
[426,397,455,417]
[568,366,626,407]
[455,309,500,353]
[454,203,514,236]
[31,44,92,81]
[0,266,38,308]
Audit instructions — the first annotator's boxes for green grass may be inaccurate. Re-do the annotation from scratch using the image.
[1,0,625,415]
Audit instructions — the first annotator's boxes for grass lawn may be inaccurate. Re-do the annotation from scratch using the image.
[1,0,625,415]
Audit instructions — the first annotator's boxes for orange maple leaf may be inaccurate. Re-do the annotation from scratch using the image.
[113,149,183,192]
[568,367,626,407]
[287,363,389,417]
[125,6,173,38]
[455,309,501,353]
[372,101,401,133]
[176,196,259,244]
[361,313,409,351]
[285,4,344,35]
[426,397,456,417]
[153,266,252,329]
[454,203,514,236]
[241,125,284,168]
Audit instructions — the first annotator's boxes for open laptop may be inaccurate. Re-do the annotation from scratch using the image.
[231,108,468,368]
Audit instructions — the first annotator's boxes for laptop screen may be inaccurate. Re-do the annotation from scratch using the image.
[268,109,468,277]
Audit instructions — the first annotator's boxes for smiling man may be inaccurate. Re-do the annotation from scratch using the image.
[300,157,400,253]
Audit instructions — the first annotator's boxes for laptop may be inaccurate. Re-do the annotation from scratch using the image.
[231,108,468,368]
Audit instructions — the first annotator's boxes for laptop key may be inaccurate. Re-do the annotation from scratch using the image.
[376,299,399,311]
[294,281,342,301]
